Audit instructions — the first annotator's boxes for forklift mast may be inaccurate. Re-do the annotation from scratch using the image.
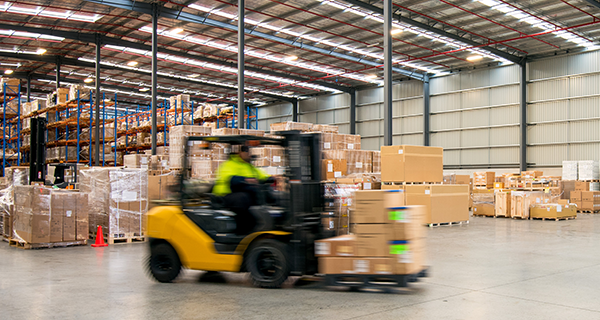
[29,117,47,184]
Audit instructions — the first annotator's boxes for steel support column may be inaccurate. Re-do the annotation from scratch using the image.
[94,36,101,166]
[383,0,393,146]
[55,57,60,93]
[350,89,356,135]
[423,75,430,146]
[151,3,158,155]
[238,0,245,129]
[520,62,527,172]
[26,74,31,102]
[292,99,298,122]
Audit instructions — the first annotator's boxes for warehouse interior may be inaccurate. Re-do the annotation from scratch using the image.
[2,0,600,318]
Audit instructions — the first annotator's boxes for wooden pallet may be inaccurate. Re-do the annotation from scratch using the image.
[473,214,495,218]
[511,216,529,220]
[427,220,469,227]
[9,238,87,249]
[324,269,428,292]
[577,210,600,214]
[494,214,510,218]
[530,216,577,221]
[2,236,9,243]
[107,235,146,244]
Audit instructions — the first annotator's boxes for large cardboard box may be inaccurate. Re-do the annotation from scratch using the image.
[353,190,404,224]
[381,145,443,183]
[521,170,543,179]
[315,234,356,257]
[353,206,426,240]
[495,190,512,217]
[50,193,64,242]
[321,159,347,181]
[13,186,51,244]
[404,185,469,224]
[389,238,426,275]
[356,233,388,257]
[319,257,394,275]
[472,189,495,216]
[76,194,89,241]
[561,180,577,200]
[473,172,495,187]
[148,172,178,209]
[530,204,577,219]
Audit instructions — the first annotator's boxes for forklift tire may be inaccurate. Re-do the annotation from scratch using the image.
[246,239,290,289]
[149,243,182,283]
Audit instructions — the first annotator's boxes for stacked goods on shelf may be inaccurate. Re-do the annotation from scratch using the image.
[316,190,426,275]
[79,168,148,239]
[562,161,578,180]
[495,190,512,217]
[472,189,495,217]
[578,160,599,181]
[11,186,88,246]
[381,146,443,183]
[530,202,577,219]
[46,88,69,107]
[169,125,212,169]
[473,172,495,189]
[0,77,19,93]
[203,104,219,118]
[323,182,359,235]
[69,84,90,100]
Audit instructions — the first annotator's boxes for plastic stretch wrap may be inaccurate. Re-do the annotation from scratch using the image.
[562,161,578,180]
[191,159,213,180]
[213,128,239,136]
[0,184,13,237]
[167,113,193,126]
[203,104,219,118]
[372,151,381,173]
[323,182,359,235]
[311,124,339,133]
[169,125,212,169]
[193,106,204,120]
[12,186,51,244]
[270,121,313,132]
[50,191,89,242]
[578,160,599,181]
[211,143,230,161]
[69,84,91,100]
[251,146,286,167]
[322,150,372,175]
[321,133,335,150]
[6,167,29,186]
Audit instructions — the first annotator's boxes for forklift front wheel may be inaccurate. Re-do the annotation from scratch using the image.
[149,243,182,283]
[246,239,290,289]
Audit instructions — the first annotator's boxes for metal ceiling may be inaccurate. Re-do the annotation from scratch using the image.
[0,0,599,106]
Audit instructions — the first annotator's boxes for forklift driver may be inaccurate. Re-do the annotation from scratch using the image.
[212,145,274,234]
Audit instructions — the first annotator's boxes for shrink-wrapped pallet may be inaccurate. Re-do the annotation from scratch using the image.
[270,121,313,132]
[169,125,212,169]
[322,150,372,175]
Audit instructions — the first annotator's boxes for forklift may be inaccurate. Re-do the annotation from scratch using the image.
[146,131,332,288]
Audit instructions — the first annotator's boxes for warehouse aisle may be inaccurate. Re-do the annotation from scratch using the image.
[2,215,600,320]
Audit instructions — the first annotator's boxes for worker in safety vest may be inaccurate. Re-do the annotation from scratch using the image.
[213,145,274,234]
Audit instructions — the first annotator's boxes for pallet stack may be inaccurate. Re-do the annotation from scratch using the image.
[381,146,469,226]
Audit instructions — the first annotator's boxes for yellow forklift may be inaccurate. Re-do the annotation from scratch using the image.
[146,132,332,288]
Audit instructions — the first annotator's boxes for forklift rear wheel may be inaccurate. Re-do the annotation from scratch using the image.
[149,243,182,283]
[246,239,290,288]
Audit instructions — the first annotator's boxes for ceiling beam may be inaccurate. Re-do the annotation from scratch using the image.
[341,0,523,64]
[0,23,352,93]
[0,52,289,104]
[83,0,426,81]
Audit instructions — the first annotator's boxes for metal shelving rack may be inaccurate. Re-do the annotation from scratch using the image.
[1,81,21,176]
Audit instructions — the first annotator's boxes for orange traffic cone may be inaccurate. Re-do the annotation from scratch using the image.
[91,225,108,247]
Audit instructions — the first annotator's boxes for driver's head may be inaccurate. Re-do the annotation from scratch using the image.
[239,145,251,163]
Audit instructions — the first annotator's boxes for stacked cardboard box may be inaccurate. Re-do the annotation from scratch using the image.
[473,172,495,188]
[571,191,600,211]
[169,125,212,169]
[50,191,89,242]
[372,151,381,173]
[403,185,469,224]
[311,124,338,133]
[317,190,426,275]
[562,161,578,180]
[213,128,239,136]
[0,77,19,94]
[381,146,443,183]
[148,171,178,209]
[321,159,347,181]
[472,189,495,216]
[270,121,313,132]
[336,174,381,191]
[323,182,359,235]
[238,129,265,136]
[251,146,286,167]
[79,168,148,238]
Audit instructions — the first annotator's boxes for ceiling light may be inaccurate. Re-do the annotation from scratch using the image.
[4,69,13,75]
[189,74,200,78]
[283,91,295,95]
[139,87,149,92]
[467,55,483,62]
[171,28,184,34]
[391,29,403,35]
[36,48,46,55]
[84,78,93,83]
[365,74,377,79]
[286,55,298,61]
[127,61,138,67]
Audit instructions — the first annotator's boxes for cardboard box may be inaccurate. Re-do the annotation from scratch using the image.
[354,207,426,240]
[530,204,577,219]
[495,190,512,217]
[521,170,543,179]
[494,182,504,189]
[575,182,589,191]
[473,203,495,217]
[473,172,495,187]
[315,234,356,257]
[570,190,582,202]
[13,186,51,244]
[356,233,388,257]
[76,194,89,241]
[353,190,404,224]
[50,194,64,242]
[561,180,576,200]
[472,189,495,216]
[322,159,347,181]
[511,191,546,219]
[390,238,426,275]
[404,185,469,224]
[381,145,443,183]
[318,257,394,275]
[148,172,178,208]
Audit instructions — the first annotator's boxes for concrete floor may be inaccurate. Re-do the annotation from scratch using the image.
[2,215,600,320]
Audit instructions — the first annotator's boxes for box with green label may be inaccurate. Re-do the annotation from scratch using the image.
[352,190,404,224]
[389,239,425,275]
[354,206,426,240]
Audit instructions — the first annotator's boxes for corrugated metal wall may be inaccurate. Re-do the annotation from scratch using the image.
[430,65,521,168]
[356,80,424,150]
[529,50,600,167]
[257,102,293,131]
[299,93,351,134]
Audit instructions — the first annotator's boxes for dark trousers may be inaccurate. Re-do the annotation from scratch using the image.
[224,192,256,234]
